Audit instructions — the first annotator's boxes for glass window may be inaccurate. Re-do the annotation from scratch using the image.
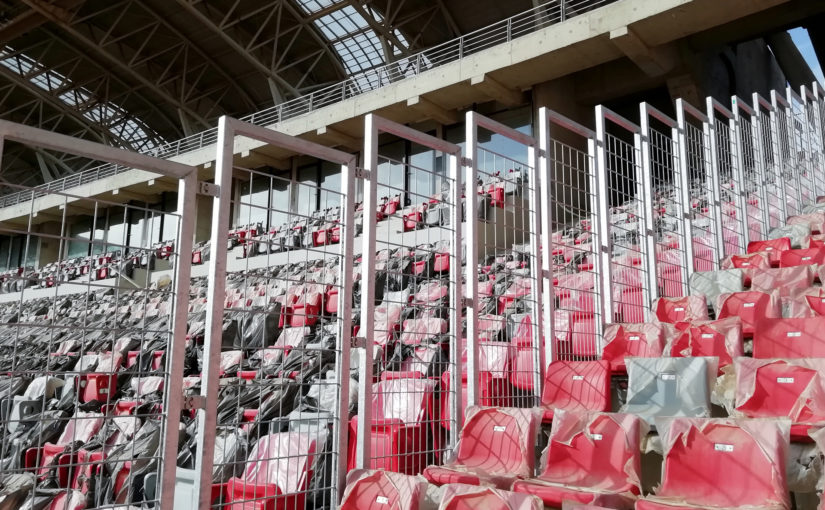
[270,173,291,228]
[377,139,405,202]
[23,236,38,268]
[107,210,126,253]
[237,177,269,227]
[297,164,319,218]
[0,236,8,271]
[67,217,92,258]
[320,161,342,210]
[409,143,439,202]
[161,193,180,242]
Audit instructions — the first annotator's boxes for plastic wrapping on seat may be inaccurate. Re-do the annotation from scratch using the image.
[734,357,825,441]
[753,317,825,358]
[780,247,825,267]
[785,287,825,318]
[667,317,743,371]
[438,484,543,510]
[636,417,790,510]
[690,269,745,310]
[512,410,642,509]
[539,361,611,422]
[399,318,448,345]
[621,357,715,425]
[226,430,323,510]
[768,223,813,249]
[651,296,708,324]
[788,211,825,234]
[749,266,814,297]
[423,407,540,489]
[748,236,792,266]
[716,291,780,337]
[340,469,427,510]
[601,323,664,374]
[721,253,770,270]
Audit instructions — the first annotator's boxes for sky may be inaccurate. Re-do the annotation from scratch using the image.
[789,27,825,84]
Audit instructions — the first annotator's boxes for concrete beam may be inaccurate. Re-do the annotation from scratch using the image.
[666,74,703,109]
[147,178,180,193]
[240,150,291,171]
[316,126,361,152]
[470,74,524,106]
[31,210,63,222]
[58,201,97,214]
[406,96,458,125]
[112,188,151,203]
[610,26,677,77]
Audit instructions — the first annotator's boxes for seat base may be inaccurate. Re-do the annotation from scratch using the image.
[422,466,515,490]
[512,479,636,509]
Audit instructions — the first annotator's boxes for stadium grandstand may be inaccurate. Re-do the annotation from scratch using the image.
[3,0,825,509]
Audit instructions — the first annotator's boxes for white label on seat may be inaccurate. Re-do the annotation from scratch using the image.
[660,373,677,381]
[743,302,756,308]
[591,433,603,440]
[572,375,584,381]
[493,425,506,432]
[766,247,774,251]
[742,262,751,267]
[674,307,685,312]
[376,496,389,504]
[803,256,812,261]
[100,388,108,394]
[714,443,734,452]
[777,377,795,384]
[701,333,714,339]
[628,335,640,341]
[788,332,802,338]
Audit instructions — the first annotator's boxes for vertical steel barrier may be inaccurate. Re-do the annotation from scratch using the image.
[772,90,802,217]
[706,98,747,258]
[754,93,787,229]
[732,96,768,243]
[0,120,196,510]
[466,112,544,407]
[356,114,462,475]
[641,103,688,298]
[595,106,652,323]
[538,108,602,361]
[196,117,356,510]
[789,86,814,207]
[802,85,825,200]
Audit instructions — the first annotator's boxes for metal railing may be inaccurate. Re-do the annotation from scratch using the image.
[0,0,616,209]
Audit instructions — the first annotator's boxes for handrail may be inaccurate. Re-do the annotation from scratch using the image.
[0,0,617,209]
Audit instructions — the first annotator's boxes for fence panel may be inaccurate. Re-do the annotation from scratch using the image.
[754,93,787,229]
[641,103,688,298]
[0,121,196,510]
[354,114,462,477]
[195,118,356,510]
[538,108,602,361]
[595,106,653,323]
[466,112,544,408]
[802,85,825,200]
[772,90,803,217]
[731,96,769,245]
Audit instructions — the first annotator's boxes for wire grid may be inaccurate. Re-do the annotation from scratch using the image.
[475,145,541,407]
[647,124,687,297]
[206,167,349,509]
[736,114,767,242]
[0,183,184,508]
[790,98,815,206]
[808,97,825,199]
[759,112,784,229]
[604,132,650,323]
[546,137,601,360]
[362,149,458,475]
[683,120,719,271]
[712,116,746,257]
[773,104,802,218]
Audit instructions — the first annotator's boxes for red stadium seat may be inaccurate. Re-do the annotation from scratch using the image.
[716,291,779,338]
[786,287,825,317]
[651,295,708,324]
[668,317,743,371]
[721,252,770,270]
[747,236,792,266]
[636,418,789,510]
[538,361,611,422]
[438,485,542,510]
[77,353,123,403]
[340,469,427,510]
[512,411,642,507]
[734,357,825,442]
[423,407,539,489]
[753,317,825,358]
[779,247,825,267]
[601,323,665,374]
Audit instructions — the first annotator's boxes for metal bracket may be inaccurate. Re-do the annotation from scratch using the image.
[460,157,473,168]
[537,149,547,158]
[461,297,473,308]
[354,168,371,180]
[183,395,206,411]
[198,181,220,197]
[541,269,552,279]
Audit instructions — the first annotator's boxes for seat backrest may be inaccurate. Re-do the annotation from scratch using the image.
[622,357,713,424]
[717,291,779,325]
[243,431,319,494]
[748,236,791,254]
[57,411,104,446]
[652,296,708,323]
[669,317,743,369]
[372,379,436,424]
[753,317,825,358]
[655,418,788,508]
[735,358,825,424]
[601,323,664,371]
[454,407,537,478]
[749,266,814,296]
[340,469,426,510]
[541,411,641,491]
[540,361,610,413]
